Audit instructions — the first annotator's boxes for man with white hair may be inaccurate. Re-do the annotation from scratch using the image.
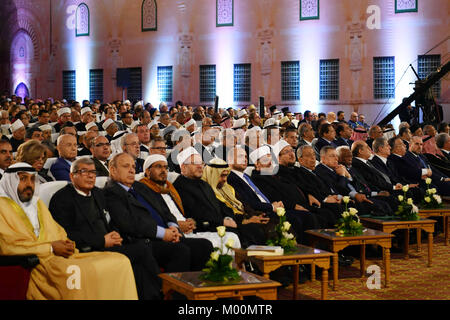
[0,162,138,300]
[122,133,144,174]
[50,134,78,181]
[104,153,212,273]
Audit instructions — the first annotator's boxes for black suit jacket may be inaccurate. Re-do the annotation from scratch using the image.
[370,155,404,185]
[403,151,448,183]
[250,170,306,211]
[314,137,336,154]
[103,180,173,241]
[334,137,354,148]
[49,184,112,250]
[173,175,234,232]
[93,158,110,177]
[315,163,352,196]
[295,166,336,202]
[227,171,273,214]
[193,143,215,165]
[352,158,392,192]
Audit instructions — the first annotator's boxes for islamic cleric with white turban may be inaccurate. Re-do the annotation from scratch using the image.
[0,162,138,300]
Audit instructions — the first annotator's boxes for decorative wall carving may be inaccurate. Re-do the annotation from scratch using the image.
[217,0,233,27]
[76,3,89,36]
[142,0,157,31]
[300,0,319,20]
[395,0,418,13]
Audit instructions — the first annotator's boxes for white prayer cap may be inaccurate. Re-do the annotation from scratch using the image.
[237,109,247,118]
[177,147,201,166]
[249,146,272,164]
[11,119,25,132]
[130,121,140,130]
[81,107,92,115]
[86,122,98,131]
[39,124,52,132]
[102,119,115,130]
[143,154,167,172]
[272,140,291,157]
[57,107,71,117]
[279,116,290,125]
[263,118,279,129]
[232,118,247,129]
[134,101,143,108]
[148,120,159,129]
[184,119,196,128]
[123,100,131,105]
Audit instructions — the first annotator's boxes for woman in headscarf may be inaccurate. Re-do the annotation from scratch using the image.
[201,158,272,246]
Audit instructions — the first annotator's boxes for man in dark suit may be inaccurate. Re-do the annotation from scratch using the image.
[398,126,412,151]
[104,153,212,273]
[436,133,450,162]
[49,157,162,300]
[314,123,337,155]
[402,136,450,196]
[372,137,424,202]
[226,146,283,216]
[273,140,338,228]
[193,125,216,165]
[78,130,98,157]
[366,125,383,150]
[334,123,354,148]
[316,146,390,217]
[90,136,111,177]
[0,140,13,179]
[50,134,78,181]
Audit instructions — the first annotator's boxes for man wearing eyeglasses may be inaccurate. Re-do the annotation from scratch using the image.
[49,157,163,300]
[90,136,112,177]
[122,133,145,174]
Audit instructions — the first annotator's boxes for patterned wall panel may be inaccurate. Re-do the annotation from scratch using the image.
[76,3,89,37]
[217,0,234,27]
[395,0,418,13]
[300,0,319,20]
[142,0,157,31]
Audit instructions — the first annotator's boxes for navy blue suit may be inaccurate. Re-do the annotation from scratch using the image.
[402,151,450,196]
[50,158,71,181]
[334,137,353,148]
[227,171,273,214]
[314,137,337,154]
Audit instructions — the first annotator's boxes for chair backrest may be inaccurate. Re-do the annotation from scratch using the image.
[39,181,69,207]
[95,176,109,189]
[244,166,254,177]
[43,157,58,170]
[135,173,145,181]
[51,133,59,144]
[167,172,180,184]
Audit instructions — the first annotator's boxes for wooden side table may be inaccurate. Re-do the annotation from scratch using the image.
[360,218,435,267]
[419,208,450,246]
[234,245,333,300]
[159,271,280,300]
[305,228,393,290]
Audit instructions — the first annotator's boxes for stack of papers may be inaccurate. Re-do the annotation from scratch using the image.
[246,245,284,256]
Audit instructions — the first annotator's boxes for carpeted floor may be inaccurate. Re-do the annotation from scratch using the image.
[278,233,450,300]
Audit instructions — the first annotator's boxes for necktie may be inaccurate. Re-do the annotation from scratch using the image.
[243,173,271,203]
[417,155,428,169]
[129,188,167,228]
[367,161,391,184]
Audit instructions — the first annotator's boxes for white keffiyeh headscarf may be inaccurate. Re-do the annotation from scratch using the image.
[0,163,40,236]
